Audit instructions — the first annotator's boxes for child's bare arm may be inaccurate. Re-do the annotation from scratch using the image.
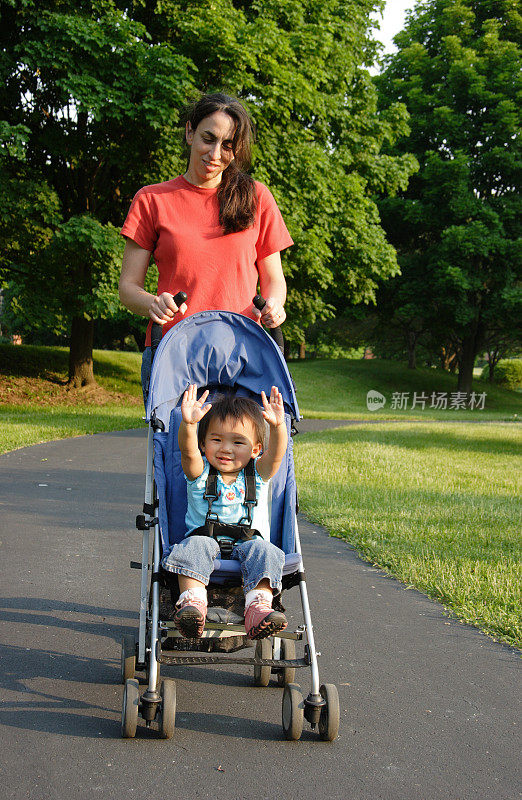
[256,386,288,481]
[178,384,210,480]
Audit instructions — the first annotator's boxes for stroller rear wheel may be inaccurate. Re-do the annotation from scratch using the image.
[121,635,136,683]
[253,638,272,686]
[282,683,304,741]
[318,683,340,742]
[275,638,296,686]
[121,678,139,738]
[158,679,176,739]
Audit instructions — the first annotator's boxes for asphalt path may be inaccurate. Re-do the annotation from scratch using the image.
[0,427,520,800]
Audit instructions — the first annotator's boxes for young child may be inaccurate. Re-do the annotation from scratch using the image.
[161,384,289,640]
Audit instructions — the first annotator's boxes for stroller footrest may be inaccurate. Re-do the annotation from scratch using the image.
[159,654,310,667]
[161,621,303,640]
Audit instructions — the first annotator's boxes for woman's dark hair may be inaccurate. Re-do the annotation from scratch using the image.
[182,93,257,234]
[197,395,266,450]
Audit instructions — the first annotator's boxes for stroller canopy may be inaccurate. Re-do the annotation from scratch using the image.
[146,311,301,430]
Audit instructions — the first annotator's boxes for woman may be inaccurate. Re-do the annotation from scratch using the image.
[118,92,293,399]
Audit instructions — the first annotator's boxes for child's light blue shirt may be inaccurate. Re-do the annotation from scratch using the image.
[185,458,270,541]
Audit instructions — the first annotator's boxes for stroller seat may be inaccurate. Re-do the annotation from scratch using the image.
[154,402,300,583]
[210,551,302,579]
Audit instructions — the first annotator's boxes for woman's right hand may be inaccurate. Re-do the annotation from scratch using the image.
[148,292,188,324]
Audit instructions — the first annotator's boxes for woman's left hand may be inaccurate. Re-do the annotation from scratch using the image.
[258,296,286,328]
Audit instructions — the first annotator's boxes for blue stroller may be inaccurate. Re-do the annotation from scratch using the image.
[120,305,340,741]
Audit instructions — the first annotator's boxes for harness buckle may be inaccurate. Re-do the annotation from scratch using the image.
[216,537,235,558]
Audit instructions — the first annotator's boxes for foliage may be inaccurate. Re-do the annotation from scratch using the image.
[0,0,416,365]
[236,0,418,340]
[374,0,522,391]
[0,0,195,375]
[481,358,522,389]
[299,309,377,359]
[4,215,123,336]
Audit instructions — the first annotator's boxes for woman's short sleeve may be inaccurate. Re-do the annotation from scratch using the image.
[255,184,294,261]
[120,189,158,252]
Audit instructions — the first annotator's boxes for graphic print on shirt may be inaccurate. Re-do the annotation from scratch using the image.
[224,485,245,504]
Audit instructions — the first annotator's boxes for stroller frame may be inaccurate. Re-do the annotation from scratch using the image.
[120,311,340,741]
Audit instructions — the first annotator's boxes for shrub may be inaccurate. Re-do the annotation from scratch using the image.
[483,359,522,390]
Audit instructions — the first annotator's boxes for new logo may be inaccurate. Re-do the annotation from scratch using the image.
[366,390,386,411]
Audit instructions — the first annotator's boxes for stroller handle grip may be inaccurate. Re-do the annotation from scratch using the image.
[150,291,187,357]
[150,292,284,359]
[253,295,284,353]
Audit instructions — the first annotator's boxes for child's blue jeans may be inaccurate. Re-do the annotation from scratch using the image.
[161,535,285,595]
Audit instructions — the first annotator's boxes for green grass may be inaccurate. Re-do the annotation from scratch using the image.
[0,344,144,453]
[0,404,145,453]
[289,358,522,420]
[0,343,143,396]
[294,422,522,648]
[83,348,143,396]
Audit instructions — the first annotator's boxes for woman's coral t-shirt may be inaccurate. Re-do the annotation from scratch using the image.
[120,175,293,345]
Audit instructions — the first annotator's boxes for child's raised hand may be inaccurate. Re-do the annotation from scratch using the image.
[261,386,285,428]
[181,384,211,424]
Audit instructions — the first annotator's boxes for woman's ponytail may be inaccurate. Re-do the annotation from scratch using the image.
[218,163,257,234]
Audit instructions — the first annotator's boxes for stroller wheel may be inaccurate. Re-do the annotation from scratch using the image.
[121,635,136,683]
[121,679,139,738]
[282,683,304,741]
[253,638,272,686]
[318,683,340,742]
[158,679,176,739]
[275,638,296,687]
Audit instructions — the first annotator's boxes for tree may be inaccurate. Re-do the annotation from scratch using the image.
[1,0,416,376]
[127,0,418,346]
[375,0,522,392]
[0,0,194,384]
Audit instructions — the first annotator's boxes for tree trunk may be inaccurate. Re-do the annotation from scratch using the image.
[299,342,306,360]
[440,344,458,372]
[407,331,417,369]
[68,316,96,387]
[457,319,483,395]
[486,348,501,382]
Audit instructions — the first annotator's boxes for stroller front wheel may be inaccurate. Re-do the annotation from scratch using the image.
[282,683,304,741]
[121,679,139,738]
[318,683,340,742]
[158,679,176,739]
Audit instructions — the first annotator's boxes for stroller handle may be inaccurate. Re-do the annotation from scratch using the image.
[150,291,285,359]
[252,295,284,353]
[150,291,187,358]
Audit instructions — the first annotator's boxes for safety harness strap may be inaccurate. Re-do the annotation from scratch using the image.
[196,459,260,558]
[203,458,257,526]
